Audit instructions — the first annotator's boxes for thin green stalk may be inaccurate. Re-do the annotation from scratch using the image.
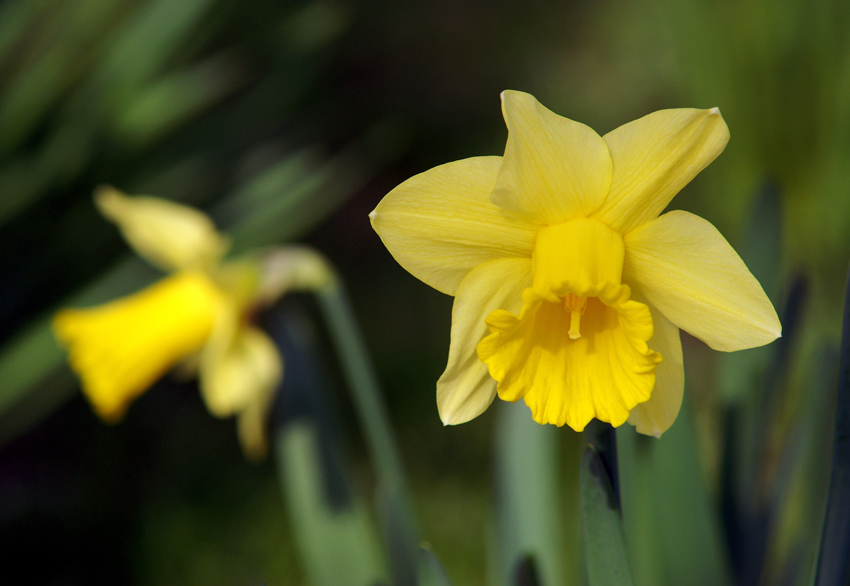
[315,272,420,585]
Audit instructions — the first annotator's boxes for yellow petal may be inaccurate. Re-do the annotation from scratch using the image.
[490,90,613,224]
[226,327,283,461]
[236,374,279,461]
[478,284,660,431]
[95,186,229,272]
[627,304,684,437]
[53,272,225,421]
[623,210,781,352]
[594,108,729,233]
[437,257,532,425]
[370,156,537,295]
[199,312,283,418]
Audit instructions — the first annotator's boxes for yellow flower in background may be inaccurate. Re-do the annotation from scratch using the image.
[53,188,281,459]
[371,90,781,436]
[54,271,226,422]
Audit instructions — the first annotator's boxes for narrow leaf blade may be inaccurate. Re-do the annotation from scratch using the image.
[275,422,388,586]
[814,266,850,585]
[419,545,455,586]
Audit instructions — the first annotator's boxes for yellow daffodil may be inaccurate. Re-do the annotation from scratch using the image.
[54,188,283,459]
[370,90,781,437]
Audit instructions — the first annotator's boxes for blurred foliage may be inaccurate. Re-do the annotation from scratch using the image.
[2,0,850,585]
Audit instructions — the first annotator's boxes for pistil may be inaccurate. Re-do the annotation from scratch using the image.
[564,293,587,339]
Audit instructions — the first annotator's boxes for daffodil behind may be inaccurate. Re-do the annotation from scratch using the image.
[54,271,226,422]
[54,188,288,459]
[371,90,781,437]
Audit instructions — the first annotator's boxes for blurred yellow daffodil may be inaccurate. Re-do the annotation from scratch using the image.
[54,188,330,458]
[371,90,781,437]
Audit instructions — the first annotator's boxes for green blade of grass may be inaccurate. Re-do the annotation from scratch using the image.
[419,545,455,586]
[316,275,420,586]
[617,429,665,586]
[719,182,782,402]
[492,401,578,586]
[275,421,388,586]
[814,266,850,586]
[628,394,733,586]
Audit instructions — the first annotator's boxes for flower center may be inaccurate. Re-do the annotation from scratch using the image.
[476,216,660,431]
[564,293,586,339]
[532,218,625,340]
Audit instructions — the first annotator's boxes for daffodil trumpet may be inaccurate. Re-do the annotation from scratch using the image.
[371,90,781,437]
[54,188,332,459]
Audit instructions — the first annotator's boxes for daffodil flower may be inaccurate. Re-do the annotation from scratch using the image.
[371,91,781,437]
[53,188,328,458]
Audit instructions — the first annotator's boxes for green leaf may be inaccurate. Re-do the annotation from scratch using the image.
[226,119,408,253]
[111,52,247,147]
[274,421,388,586]
[316,277,420,586]
[492,401,581,586]
[581,444,634,586]
[651,409,733,586]
[418,545,455,586]
[814,266,850,586]
[617,431,664,586]
[511,555,541,586]
[92,0,218,101]
[619,396,734,586]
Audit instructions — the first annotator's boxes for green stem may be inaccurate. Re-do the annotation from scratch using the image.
[584,419,620,509]
[315,271,420,585]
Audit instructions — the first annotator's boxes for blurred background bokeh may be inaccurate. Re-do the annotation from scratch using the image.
[1,0,849,585]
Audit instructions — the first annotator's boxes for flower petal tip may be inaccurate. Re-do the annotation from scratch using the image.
[368,210,377,221]
[708,107,721,116]
[438,412,458,426]
[499,89,530,107]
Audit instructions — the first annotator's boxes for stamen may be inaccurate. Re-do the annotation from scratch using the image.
[564,293,587,340]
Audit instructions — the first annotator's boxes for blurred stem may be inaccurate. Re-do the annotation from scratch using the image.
[315,271,420,585]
